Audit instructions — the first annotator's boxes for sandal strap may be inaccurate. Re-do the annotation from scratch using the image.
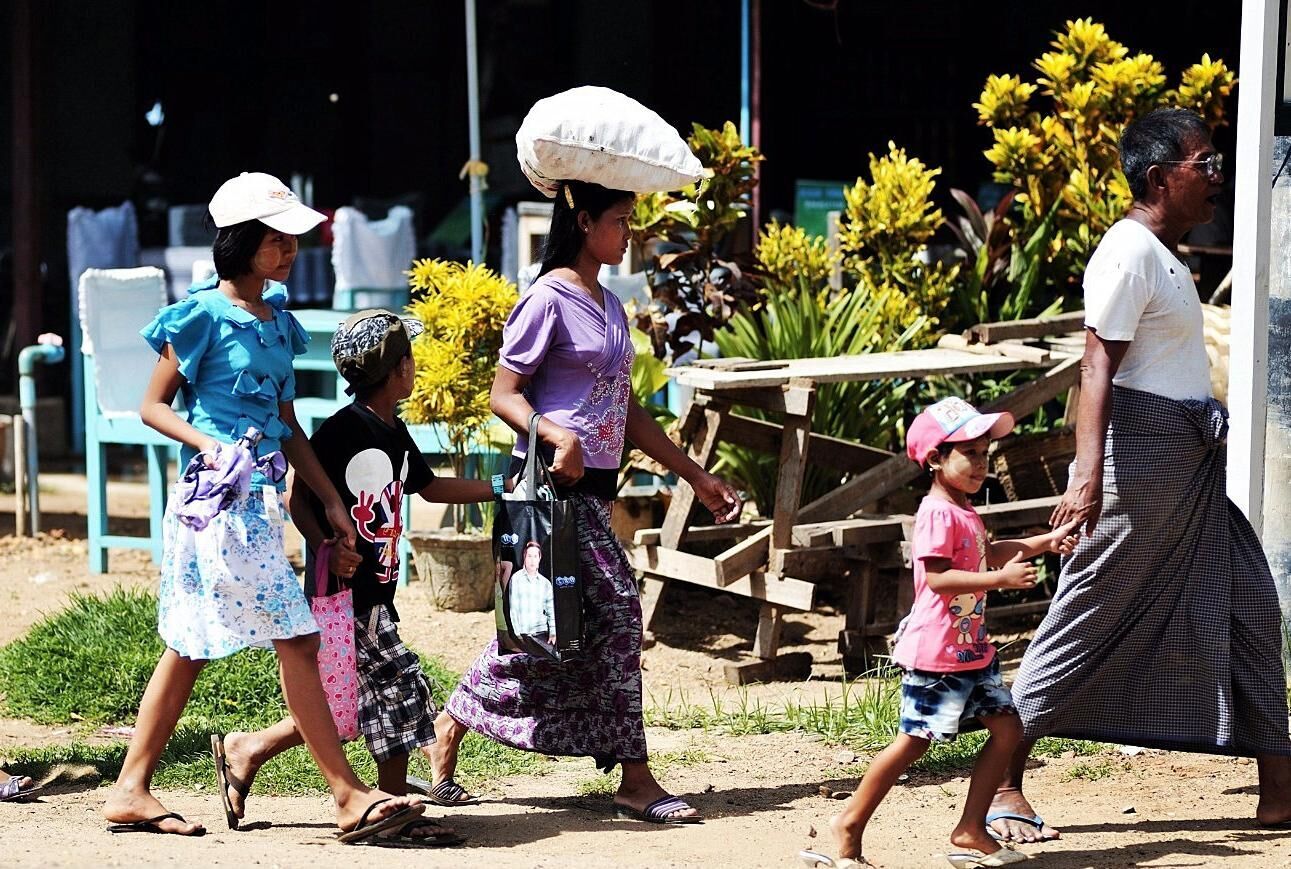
[350,797,390,831]
[644,796,692,819]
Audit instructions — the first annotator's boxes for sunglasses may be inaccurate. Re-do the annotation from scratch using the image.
[1157,152,1224,180]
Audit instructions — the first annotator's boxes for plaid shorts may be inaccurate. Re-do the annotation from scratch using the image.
[355,605,437,763]
[899,658,1016,742]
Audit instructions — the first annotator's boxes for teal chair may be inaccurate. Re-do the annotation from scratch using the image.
[78,267,176,572]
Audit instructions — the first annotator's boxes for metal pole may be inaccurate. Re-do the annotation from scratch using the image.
[739,0,750,145]
[465,0,484,265]
[13,417,26,537]
[1228,0,1279,532]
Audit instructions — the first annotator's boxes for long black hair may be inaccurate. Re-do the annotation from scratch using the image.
[538,180,633,276]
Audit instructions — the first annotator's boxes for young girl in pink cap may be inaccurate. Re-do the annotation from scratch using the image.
[803,397,1078,869]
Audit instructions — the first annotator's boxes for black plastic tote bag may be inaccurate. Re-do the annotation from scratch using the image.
[493,413,583,661]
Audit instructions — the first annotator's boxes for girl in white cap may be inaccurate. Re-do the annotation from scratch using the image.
[101,173,424,842]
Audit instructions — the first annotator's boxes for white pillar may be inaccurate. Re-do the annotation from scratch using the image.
[1228,0,1280,533]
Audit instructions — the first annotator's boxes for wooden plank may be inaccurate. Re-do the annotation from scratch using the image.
[639,576,668,633]
[669,347,1044,392]
[777,546,853,578]
[981,356,1082,421]
[938,333,1050,364]
[769,379,815,574]
[796,453,921,525]
[753,603,784,659]
[712,383,815,415]
[976,496,1061,530]
[659,401,727,549]
[634,520,770,548]
[721,413,892,474]
[714,526,772,586]
[632,544,816,610]
[842,599,1055,644]
[967,311,1087,344]
[792,515,907,548]
[724,652,813,685]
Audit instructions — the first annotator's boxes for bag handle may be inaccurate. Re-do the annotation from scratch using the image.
[524,411,558,497]
[314,541,334,597]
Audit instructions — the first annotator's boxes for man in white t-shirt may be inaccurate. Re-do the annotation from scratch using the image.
[990,108,1291,844]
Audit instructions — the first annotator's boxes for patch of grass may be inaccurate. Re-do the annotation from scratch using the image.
[575,771,619,796]
[1064,758,1119,781]
[646,678,1110,775]
[0,588,543,792]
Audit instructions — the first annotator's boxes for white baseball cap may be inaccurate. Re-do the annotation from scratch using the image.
[208,172,326,234]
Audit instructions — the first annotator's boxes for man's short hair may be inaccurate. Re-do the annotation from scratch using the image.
[1119,108,1210,200]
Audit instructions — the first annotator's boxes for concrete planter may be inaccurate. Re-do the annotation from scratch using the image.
[407,530,494,612]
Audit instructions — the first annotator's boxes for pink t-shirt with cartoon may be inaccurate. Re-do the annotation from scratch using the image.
[891,496,996,673]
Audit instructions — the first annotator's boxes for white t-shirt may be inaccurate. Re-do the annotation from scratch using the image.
[1082,219,1212,401]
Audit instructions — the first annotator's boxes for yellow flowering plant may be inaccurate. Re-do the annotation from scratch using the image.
[402,259,518,529]
[976,18,1235,282]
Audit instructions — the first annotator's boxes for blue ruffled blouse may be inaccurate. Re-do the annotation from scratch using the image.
[140,276,309,489]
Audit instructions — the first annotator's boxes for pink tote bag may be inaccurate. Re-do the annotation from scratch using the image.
[311,542,360,741]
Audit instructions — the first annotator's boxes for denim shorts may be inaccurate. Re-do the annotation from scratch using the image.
[899,658,1016,742]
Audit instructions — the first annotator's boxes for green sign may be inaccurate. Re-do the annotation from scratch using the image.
[794,179,847,239]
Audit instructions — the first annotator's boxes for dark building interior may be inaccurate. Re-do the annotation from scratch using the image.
[0,0,1242,401]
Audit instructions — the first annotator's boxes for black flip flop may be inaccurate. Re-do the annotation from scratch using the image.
[613,795,703,824]
[336,799,422,844]
[211,734,251,830]
[363,819,467,848]
[428,777,481,807]
[106,812,206,836]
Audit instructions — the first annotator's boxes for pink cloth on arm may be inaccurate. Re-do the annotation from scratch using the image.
[891,496,997,673]
[499,275,635,470]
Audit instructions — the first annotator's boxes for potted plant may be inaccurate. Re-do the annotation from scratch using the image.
[401,259,518,611]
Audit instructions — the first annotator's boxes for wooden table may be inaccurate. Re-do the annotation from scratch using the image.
[630,339,1082,684]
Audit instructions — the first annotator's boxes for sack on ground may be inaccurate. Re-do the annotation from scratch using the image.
[493,414,583,662]
[516,85,706,198]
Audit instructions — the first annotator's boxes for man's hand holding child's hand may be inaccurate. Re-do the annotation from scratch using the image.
[1046,519,1081,555]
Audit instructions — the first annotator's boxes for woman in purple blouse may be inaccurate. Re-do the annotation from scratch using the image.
[429,180,742,824]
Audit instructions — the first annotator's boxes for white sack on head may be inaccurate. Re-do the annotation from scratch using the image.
[516,86,706,198]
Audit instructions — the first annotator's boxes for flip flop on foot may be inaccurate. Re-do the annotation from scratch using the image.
[0,776,41,803]
[945,845,1028,868]
[613,795,702,824]
[107,812,206,836]
[336,799,422,845]
[414,777,480,807]
[799,849,878,868]
[986,812,1057,842]
[211,734,251,830]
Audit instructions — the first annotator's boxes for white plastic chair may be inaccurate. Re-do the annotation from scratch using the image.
[66,202,140,454]
[78,267,174,572]
[331,205,415,310]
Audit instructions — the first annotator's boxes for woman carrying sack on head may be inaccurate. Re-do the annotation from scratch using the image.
[427,177,742,823]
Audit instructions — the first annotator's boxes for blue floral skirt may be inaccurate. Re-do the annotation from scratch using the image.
[157,487,317,660]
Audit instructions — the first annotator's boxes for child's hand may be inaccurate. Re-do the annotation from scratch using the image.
[326,537,363,580]
[997,551,1038,589]
[1047,519,1081,555]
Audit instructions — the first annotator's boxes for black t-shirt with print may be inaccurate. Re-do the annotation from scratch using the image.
[305,402,434,619]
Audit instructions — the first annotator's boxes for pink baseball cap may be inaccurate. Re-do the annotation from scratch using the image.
[906,397,1014,465]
